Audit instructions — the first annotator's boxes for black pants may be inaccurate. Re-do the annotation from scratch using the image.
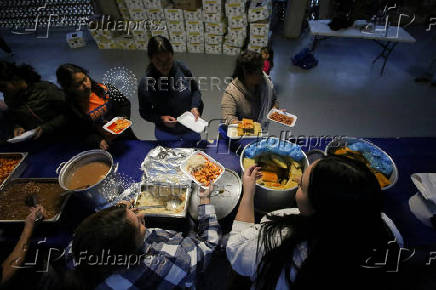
[0,36,12,54]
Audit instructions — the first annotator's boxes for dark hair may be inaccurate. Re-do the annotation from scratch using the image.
[0,61,41,84]
[232,50,263,82]
[147,36,174,59]
[63,207,141,290]
[56,63,105,99]
[255,156,394,290]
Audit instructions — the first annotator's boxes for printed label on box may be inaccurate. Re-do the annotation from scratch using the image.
[228,14,247,28]
[184,9,203,21]
[205,43,222,54]
[205,33,223,44]
[147,9,165,20]
[164,9,184,21]
[205,22,226,35]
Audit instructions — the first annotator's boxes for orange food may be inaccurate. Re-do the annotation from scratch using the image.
[260,171,279,183]
[192,159,223,187]
[0,157,21,186]
[269,111,294,126]
[107,119,131,134]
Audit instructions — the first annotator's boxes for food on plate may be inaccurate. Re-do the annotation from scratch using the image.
[236,119,262,136]
[135,185,186,214]
[66,161,110,190]
[243,153,303,190]
[269,111,295,126]
[0,156,21,187]
[106,118,131,134]
[185,153,223,187]
[333,145,392,188]
[0,181,65,220]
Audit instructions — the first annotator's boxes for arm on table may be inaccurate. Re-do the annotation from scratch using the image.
[221,92,239,125]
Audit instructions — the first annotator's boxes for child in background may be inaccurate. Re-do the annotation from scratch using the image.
[261,47,273,75]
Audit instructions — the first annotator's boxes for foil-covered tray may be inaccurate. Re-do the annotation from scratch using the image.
[140,146,195,187]
[0,152,28,191]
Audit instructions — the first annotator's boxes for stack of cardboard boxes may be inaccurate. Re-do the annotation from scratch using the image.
[223,0,247,55]
[247,0,271,53]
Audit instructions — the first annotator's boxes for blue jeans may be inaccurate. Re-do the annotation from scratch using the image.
[155,126,201,148]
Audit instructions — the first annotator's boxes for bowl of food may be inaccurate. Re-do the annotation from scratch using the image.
[240,138,309,213]
[181,152,224,188]
[325,137,398,190]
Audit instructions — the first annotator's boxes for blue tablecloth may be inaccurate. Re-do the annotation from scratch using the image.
[1,137,436,247]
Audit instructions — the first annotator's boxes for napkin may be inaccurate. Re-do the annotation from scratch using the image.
[411,173,436,205]
[177,112,208,134]
[7,129,37,143]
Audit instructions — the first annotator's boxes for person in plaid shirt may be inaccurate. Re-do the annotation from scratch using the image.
[60,187,220,290]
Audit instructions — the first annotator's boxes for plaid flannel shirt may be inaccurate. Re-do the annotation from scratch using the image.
[66,204,220,290]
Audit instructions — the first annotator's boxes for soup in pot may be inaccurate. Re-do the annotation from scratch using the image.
[66,161,111,190]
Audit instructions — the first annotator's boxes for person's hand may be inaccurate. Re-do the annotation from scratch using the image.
[117,199,135,209]
[14,127,25,137]
[191,108,200,121]
[243,166,262,197]
[100,139,109,150]
[199,185,213,205]
[33,127,43,140]
[25,205,46,231]
[160,116,177,128]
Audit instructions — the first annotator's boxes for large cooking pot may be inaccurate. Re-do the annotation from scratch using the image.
[56,150,120,209]
[240,138,309,214]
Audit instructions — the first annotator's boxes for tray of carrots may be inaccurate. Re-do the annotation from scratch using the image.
[181,152,225,188]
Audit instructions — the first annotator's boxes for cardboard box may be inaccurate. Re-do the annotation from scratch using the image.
[184,8,203,21]
[146,8,165,20]
[167,20,185,31]
[202,12,223,23]
[227,26,246,39]
[96,40,117,49]
[205,33,222,44]
[135,40,148,50]
[202,0,223,14]
[174,0,202,11]
[172,41,187,52]
[248,0,271,22]
[149,19,168,32]
[66,31,86,48]
[224,34,245,47]
[204,21,226,35]
[247,43,262,53]
[249,34,268,47]
[151,29,169,38]
[227,14,247,28]
[129,8,148,20]
[144,0,168,9]
[169,30,186,42]
[116,0,131,18]
[223,43,241,55]
[131,30,148,41]
[164,9,184,21]
[124,0,144,10]
[187,41,205,53]
[186,20,204,33]
[187,31,204,43]
[250,22,269,37]
[225,1,245,17]
[205,43,222,54]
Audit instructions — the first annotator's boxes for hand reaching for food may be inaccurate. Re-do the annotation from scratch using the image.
[243,165,262,196]
[14,127,25,137]
[100,139,109,150]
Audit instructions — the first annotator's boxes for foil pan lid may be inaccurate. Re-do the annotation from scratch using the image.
[141,146,195,186]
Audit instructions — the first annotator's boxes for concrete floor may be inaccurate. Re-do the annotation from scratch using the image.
[1,25,435,140]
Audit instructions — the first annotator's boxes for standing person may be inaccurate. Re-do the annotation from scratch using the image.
[57,187,220,290]
[138,36,204,146]
[227,156,403,290]
[261,47,273,75]
[0,61,68,141]
[221,50,281,126]
[56,64,135,151]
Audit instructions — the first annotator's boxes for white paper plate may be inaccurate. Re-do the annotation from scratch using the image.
[267,109,297,127]
[181,151,225,189]
[103,117,132,135]
[177,111,208,134]
[7,129,37,143]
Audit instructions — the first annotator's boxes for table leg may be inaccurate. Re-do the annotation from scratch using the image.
[373,41,399,76]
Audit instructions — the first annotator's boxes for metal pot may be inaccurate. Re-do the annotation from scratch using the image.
[56,150,120,209]
[325,137,398,190]
[240,138,309,214]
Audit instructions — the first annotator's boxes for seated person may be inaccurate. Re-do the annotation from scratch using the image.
[58,187,219,289]
[1,206,45,287]
[221,50,280,126]
[227,157,403,290]
[56,64,135,151]
[0,61,68,141]
[138,36,204,146]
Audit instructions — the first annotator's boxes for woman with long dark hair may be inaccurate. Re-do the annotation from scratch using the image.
[56,64,134,150]
[227,156,403,290]
[221,50,280,125]
[0,61,68,141]
[138,36,204,146]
